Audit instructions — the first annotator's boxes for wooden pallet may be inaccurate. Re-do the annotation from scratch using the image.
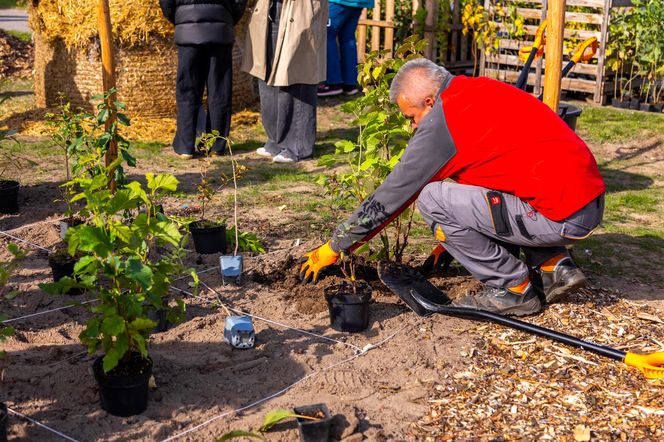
[480,0,632,104]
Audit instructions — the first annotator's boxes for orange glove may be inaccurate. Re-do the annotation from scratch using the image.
[419,244,454,276]
[299,242,340,284]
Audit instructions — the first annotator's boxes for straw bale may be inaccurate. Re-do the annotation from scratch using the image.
[31,1,258,118]
[28,0,172,49]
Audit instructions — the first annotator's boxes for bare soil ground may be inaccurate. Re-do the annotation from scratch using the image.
[1,95,662,441]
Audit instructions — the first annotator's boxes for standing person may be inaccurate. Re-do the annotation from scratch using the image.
[242,0,328,163]
[299,58,605,317]
[318,0,374,97]
[159,0,247,158]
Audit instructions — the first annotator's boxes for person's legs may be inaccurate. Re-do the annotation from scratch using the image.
[417,182,603,312]
[207,44,233,154]
[256,0,281,157]
[273,83,317,162]
[337,6,363,88]
[325,2,344,86]
[173,45,208,155]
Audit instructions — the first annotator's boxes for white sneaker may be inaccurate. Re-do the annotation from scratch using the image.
[256,147,273,157]
[272,153,295,163]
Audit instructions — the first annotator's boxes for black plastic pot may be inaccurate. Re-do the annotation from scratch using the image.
[48,253,82,295]
[93,353,153,417]
[611,98,631,109]
[0,180,19,214]
[324,281,371,333]
[189,221,226,254]
[629,97,641,110]
[558,103,582,132]
[147,308,169,333]
[293,403,332,442]
[0,402,7,442]
[59,217,85,240]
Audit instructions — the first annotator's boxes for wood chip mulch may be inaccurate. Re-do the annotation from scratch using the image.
[414,287,663,441]
[0,30,32,79]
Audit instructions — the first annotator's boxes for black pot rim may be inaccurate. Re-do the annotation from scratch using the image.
[93,353,153,388]
[189,220,226,233]
[324,281,371,304]
[0,180,19,192]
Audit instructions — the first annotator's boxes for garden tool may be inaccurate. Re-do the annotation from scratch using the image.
[378,262,664,379]
[539,36,599,102]
[562,36,598,78]
[515,19,548,90]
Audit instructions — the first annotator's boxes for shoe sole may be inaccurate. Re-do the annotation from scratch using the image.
[545,274,587,304]
[318,91,343,97]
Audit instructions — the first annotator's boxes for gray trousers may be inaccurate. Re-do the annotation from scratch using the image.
[417,182,604,288]
[258,0,317,161]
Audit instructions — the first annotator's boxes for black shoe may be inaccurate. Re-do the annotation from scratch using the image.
[452,283,543,316]
[540,257,587,304]
[342,84,360,96]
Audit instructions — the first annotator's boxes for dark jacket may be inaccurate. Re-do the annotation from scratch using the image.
[159,0,247,46]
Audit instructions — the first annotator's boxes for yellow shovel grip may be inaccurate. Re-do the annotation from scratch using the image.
[624,351,664,379]
[571,37,598,63]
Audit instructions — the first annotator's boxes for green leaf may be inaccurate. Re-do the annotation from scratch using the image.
[77,225,113,256]
[130,317,157,331]
[152,221,182,247]
[125,258,154,289]
[101,316,125,336]
[125,181,149,206]
[216,430,264,441]
[147,173,179,193]
[258,409,299,432]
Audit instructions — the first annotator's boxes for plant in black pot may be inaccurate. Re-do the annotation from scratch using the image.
[0,127,35,214]
[324,254,372,333]
[41,170,194,417]
[188,131,233,255]
[46,101,89,238]
[0,243,25,441]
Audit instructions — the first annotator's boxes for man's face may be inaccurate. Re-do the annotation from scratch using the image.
[397,93,435,129]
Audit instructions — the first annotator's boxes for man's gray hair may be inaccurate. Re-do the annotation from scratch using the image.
[389,58,451,105]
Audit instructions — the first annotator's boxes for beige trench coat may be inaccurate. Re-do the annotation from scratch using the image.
[242,0,328,86]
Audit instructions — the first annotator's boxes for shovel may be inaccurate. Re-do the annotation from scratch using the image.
[515,19,548,90]
[378,261,664,379]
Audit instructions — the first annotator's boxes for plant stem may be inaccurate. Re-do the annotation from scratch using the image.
[227,140,240,256]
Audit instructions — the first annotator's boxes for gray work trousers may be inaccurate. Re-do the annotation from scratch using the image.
[258,0,317,161]
[417,182,605,288]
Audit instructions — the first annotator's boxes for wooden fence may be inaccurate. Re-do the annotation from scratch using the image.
[480,0,632,103]
[356,0,475,74]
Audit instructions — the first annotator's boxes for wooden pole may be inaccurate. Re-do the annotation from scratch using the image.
[97,0,118,189]
[384,0,395,56]
[423,0,437,60]
[371,0,381,52]
[357,8,368,63]
[542,0,565,112]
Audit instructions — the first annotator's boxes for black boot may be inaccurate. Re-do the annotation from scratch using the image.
[453,283,543,316]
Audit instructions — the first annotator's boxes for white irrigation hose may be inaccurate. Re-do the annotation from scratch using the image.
[7,407,81,442]
[159,321,412,442]
[0,230,51,253]
[197,281,364,353]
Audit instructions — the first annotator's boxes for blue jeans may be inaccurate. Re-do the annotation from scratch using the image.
[326,3,363,86]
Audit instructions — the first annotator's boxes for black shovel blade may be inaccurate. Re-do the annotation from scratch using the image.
[378,261,452,316]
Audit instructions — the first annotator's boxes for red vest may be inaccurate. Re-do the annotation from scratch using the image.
[433,76,605,221]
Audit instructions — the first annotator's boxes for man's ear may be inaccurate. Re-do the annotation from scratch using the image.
[424,96,435,108]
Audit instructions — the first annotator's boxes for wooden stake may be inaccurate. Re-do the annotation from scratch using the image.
[97,0,118,190]
[543,0,565,112]
[384,0,395,56]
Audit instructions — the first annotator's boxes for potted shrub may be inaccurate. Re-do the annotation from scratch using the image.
[0,243,25,441]
[46,102,88,237]
[188,131,229,254]
[324,255,371,333]
[259,407,332,442]
[41,171,194,416]
[0,127,35,214]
